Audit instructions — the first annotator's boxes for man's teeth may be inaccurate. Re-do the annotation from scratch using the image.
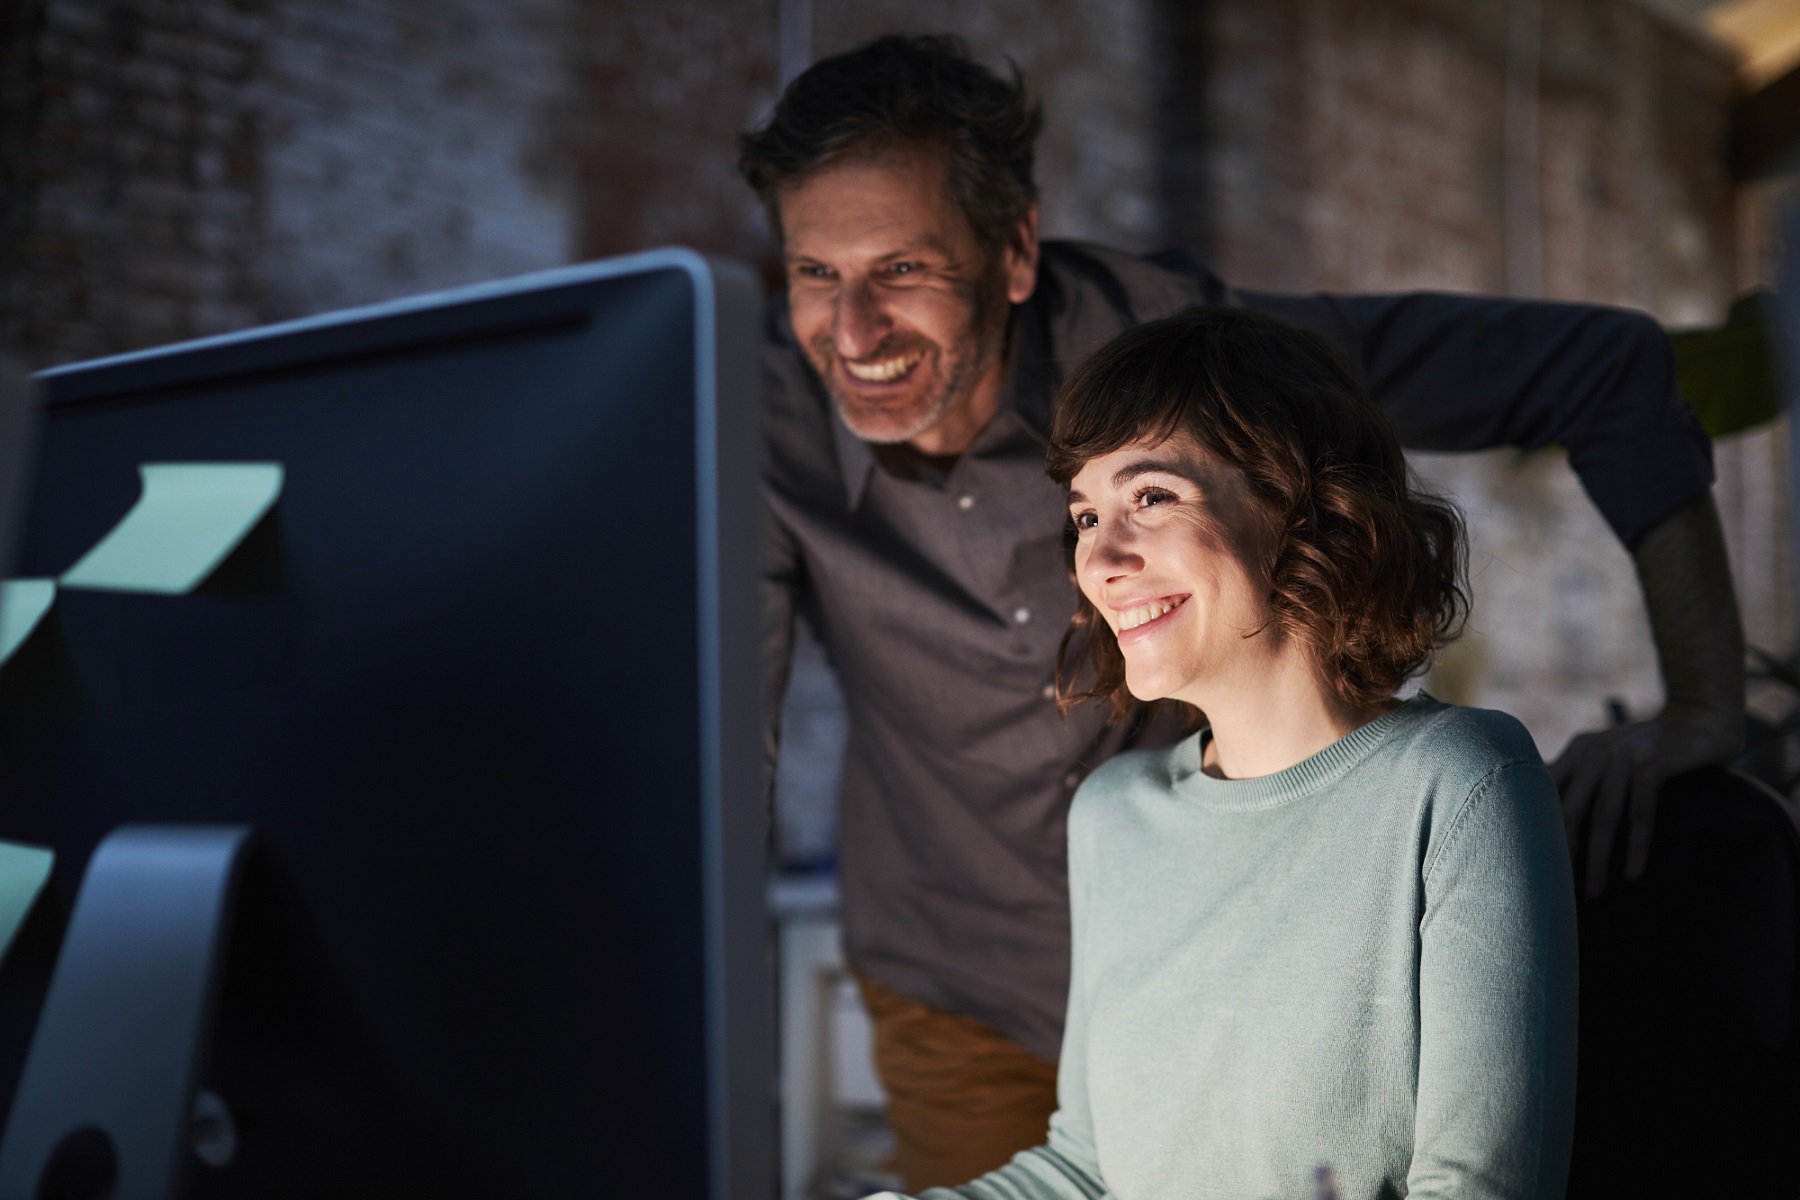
[1118,599,1182,631]
[844,352,923,382]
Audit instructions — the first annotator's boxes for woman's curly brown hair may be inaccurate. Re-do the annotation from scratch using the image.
[1047,306,1469,721]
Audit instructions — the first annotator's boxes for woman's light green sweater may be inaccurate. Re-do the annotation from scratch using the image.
[887,694,1579,1200]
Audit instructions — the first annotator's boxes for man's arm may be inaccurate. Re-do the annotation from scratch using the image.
[1550,494,1744,894]
[1235,291,1710,544]
[759,330,811,804]
[1238,289,1744,894]
[762,480,804,800]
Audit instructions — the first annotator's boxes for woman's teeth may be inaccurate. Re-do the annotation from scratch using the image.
[844,351,924,382]
[1118,598,1184,631]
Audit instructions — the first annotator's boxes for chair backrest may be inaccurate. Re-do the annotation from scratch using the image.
[1566,765,1800,1198]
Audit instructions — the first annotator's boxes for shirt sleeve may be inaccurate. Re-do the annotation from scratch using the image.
[762,501,801,794]
[1409,760,1580,1200]
[1236,290,1714,549]
[760,350,805,795]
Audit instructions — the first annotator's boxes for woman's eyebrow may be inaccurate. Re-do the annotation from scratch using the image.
[1111,457,1192,488]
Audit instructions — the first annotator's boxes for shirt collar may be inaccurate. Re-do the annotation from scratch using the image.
[830,402,879,509]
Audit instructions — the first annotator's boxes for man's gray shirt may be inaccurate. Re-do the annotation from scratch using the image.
[761,240,1712,1062]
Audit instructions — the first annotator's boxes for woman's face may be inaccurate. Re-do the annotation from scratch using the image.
[1067,433,1278,707]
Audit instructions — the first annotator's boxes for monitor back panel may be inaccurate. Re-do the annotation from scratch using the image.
[0,262,743,1197]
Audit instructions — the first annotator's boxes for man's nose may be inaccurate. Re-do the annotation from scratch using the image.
[833,280,891,359]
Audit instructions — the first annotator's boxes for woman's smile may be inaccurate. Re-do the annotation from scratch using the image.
[1113,594,1191,642]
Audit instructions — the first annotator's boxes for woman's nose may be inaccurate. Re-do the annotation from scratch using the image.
[1081,523,1142,589]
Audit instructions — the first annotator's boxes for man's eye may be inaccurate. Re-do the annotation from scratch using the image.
[1072,512,1098,531]
[889,262,918,275]
[793,264,832,280]
[1137,488,1174,509]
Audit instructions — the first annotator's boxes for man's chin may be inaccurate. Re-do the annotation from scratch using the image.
[833,392,950,445]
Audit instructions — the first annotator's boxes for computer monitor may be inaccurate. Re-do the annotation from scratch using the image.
[0,250,772,1198]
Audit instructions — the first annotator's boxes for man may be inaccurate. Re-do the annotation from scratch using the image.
[741,34,1743,1191]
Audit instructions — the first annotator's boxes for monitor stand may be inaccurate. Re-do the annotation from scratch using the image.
[0,826,254,1200]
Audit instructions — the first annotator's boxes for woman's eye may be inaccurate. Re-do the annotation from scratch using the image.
[1137,488,1175,509]
[1072,512,1098,531]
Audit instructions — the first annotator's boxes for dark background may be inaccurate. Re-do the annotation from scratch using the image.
[1,0,1796,866]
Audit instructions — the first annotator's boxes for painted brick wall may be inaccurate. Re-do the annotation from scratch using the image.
[0,0,1781,836]
[1173,0,1738,307]
[576,0,779,264]
[254,0,580,319]
[11,0,268,365]
[1170,0,1781,758]
[3,0,582,369]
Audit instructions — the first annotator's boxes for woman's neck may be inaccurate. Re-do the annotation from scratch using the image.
[1194,647,1398,781]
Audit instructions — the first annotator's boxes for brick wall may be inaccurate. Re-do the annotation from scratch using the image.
[255,0,580,319]
[10,0,268,365]
[1167,0,1782,758]
[0,0,1780,815]
[3,0,582,369]
[1175,0,1738,307]
[576,0,778,264]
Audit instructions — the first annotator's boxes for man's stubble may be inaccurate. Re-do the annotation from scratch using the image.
[811,261,1013,447]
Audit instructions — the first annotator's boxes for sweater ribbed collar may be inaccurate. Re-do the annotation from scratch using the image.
[1174,693,1444,811]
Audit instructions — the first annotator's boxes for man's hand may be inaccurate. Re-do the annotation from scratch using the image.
[1551,702,1741,896]
[1553,494,1744,897]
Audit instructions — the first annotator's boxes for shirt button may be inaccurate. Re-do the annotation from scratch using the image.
[957,494,975,510]
[1041,683,1057,701]
[1064,772,1082,789]
[1012,606,1031,625]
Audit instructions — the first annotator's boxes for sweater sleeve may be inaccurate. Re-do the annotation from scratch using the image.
[867,802,1112,1200]
[1409,760,1580,1200]
[1236,290,1713,549]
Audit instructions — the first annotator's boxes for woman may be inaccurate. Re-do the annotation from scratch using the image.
[877,307,1578,1200]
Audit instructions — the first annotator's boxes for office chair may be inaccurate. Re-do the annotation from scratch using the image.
[1565,765,1799,1197]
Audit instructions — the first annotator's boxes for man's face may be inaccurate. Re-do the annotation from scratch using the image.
[779,142,1037,454]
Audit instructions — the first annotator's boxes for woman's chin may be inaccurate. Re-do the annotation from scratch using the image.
[1123,671,1175,704]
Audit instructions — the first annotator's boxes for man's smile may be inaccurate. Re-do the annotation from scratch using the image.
[842,349,926,384]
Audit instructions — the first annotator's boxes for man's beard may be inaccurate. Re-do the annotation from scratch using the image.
[809,270,1011,446]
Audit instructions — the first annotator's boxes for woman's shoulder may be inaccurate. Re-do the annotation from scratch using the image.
[1078,740,1187,795]
[1388,699,1570,892]
[1070,738,1195,827]
[1389,694,1546,780]
[1385,697,1560,856]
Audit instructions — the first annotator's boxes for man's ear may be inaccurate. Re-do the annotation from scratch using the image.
[1005,204,1040,305]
